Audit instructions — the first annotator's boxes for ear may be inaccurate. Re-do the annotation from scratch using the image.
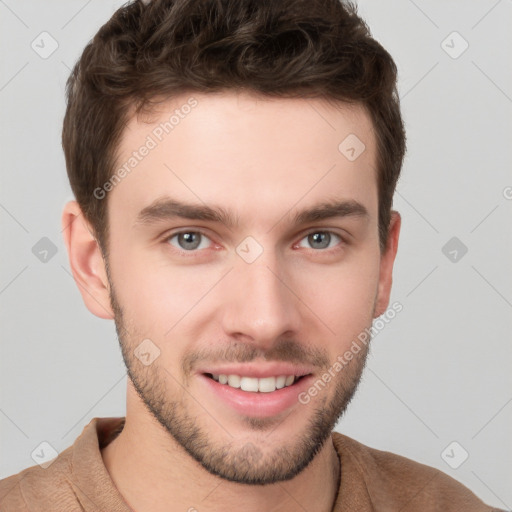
[61,200,114,319]
[374,210,401,318]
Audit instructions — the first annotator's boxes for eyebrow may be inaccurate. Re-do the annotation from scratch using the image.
[135,198,239,228]
[134,196,369,229]
[292,200,368,225]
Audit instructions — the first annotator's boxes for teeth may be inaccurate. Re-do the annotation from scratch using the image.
[258,377,276,393]
[227,375,241,388]
[240,377,259,392]
[275,376,286,389]
[210,374,299,392]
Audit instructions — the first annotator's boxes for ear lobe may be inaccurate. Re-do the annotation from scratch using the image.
[374,211,401,318]
[61,200,114,320]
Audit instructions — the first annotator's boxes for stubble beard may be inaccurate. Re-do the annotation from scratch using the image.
[109,283,371,485]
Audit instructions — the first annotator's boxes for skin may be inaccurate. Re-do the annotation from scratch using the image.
[62,91,400,512]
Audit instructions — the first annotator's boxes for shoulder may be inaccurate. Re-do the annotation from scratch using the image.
[0,445,76,511]
[0,417,125,511]
[0,472,27,511]
[331,432,502,511]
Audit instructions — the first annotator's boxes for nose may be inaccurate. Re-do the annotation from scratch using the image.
[219,250,301,350]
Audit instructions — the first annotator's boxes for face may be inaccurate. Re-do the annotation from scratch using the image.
[96,92,396,484]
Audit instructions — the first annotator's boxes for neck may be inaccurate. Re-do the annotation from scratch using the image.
[102,388,341,512]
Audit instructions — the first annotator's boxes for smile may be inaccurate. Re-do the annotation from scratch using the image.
[206,374,302,393]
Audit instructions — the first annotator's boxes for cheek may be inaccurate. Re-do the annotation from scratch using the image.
[293,254,380,344]
[109,246,221,338]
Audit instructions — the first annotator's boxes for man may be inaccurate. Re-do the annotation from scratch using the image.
[0,0,502,510]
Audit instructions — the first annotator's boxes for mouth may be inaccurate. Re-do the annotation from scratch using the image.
[204,373,308,393]
[198,366,314,418]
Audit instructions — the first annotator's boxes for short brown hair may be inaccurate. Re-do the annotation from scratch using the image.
[62,0,406,254]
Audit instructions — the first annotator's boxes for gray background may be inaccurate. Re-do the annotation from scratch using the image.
[1,0,511,508]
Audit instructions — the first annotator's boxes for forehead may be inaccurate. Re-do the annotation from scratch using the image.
[108,92,378,228]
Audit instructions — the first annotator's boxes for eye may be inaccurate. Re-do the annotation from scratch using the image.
[166,231,213,251]
[297,231,343,250]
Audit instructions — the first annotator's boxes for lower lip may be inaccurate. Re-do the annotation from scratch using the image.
[199,374,314,418]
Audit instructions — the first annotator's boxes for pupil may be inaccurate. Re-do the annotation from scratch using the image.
[179,232,200,250]
[309,232,330,249]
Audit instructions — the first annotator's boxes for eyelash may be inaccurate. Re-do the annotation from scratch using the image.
[163,229,347,255]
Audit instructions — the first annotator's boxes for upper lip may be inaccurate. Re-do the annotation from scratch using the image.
[196,362,314,379]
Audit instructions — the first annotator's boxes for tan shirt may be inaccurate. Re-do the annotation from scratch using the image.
[0,417,501,511]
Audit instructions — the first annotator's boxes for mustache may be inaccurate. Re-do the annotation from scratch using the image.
[182,338,330,375]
